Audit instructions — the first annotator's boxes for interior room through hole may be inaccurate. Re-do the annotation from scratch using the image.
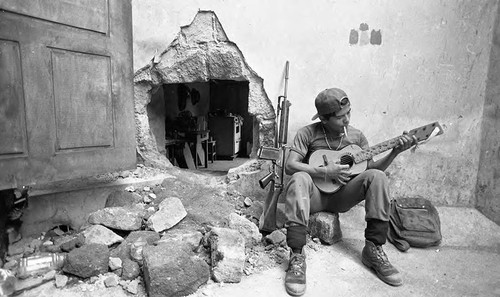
[147,79,253,171]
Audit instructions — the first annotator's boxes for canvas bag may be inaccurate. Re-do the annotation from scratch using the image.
[387,197,442,252]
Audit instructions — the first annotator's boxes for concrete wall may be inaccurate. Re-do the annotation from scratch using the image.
[132,1,498,212]
[477,3,500,225]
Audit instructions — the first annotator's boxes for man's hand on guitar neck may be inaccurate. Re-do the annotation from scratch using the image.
[392,131,418,156]
[323,163,351,185]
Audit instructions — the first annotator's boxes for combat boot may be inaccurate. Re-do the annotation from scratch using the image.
[362,240,403,286]
[285,251,306,296]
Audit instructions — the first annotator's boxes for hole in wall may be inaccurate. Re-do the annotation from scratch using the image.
[147,79,255,173]
[134,10,276,174]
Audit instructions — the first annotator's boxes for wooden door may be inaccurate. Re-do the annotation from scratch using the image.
[0,0,136,190]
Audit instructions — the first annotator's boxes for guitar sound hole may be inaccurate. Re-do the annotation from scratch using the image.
[340,154,354,167]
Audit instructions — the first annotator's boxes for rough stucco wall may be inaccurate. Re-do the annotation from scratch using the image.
[132,0,498,208]
[477,4,500,225]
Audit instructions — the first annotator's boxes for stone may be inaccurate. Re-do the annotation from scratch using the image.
[208,227,246,283]
[62,244,109,278]
[125,279,139,294]
[121,258,140,280]
[42,270,56,281]
[7,237,33,256]
[147,197,187,232]
[105,190,142,208]
[265,229,287,246]
[82,225,123,246]
[55,274,68,288]
[109,257,123,271]
[88,207,144,231]
[59,234,85,252]
[158,229,203,250]
[142,241,209,297]
[104,275,119,287]
[243,197,253,207]
[228,213,262,248]
[130,238,148,263]
[308,212,342,245]
[110,231,160,262]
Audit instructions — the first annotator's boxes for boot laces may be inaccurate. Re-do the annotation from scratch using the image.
[374,245,390,267]
[289,254,305,275]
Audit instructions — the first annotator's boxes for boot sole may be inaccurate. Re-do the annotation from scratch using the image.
[362,257,403,287]
[285,284,306,296]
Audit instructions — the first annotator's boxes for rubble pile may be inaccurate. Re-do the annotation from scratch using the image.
[0,170,298,297]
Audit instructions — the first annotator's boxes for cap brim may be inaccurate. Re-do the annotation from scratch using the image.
[311,106,350,121]
[336,106,351,117]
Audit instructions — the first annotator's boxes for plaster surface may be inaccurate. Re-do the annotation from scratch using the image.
[131,1,499,214]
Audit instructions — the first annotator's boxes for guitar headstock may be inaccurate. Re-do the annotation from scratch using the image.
[409,122,444,142]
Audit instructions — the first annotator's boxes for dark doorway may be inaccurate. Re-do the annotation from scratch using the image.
[159,80,252,171]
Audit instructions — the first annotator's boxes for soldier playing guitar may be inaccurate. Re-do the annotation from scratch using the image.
[282,87,417,296]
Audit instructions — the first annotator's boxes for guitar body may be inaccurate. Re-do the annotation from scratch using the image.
[309,145,368,193]
[308,122,444,194]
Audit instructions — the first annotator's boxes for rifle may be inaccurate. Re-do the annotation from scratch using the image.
[257,61,291,233]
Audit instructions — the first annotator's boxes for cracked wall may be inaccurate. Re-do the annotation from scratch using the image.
[133,11,276,168]
[131,2,500,221]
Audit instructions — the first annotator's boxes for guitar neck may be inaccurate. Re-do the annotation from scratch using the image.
[353,136,401,163]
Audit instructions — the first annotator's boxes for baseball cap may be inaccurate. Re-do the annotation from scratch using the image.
[311,88,351,120]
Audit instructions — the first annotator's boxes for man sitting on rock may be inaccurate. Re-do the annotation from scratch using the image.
[282,88,416,296]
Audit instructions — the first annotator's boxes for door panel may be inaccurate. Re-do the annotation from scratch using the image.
[0,0,136,190]
[52,49,113,150]
[0,40,28,156]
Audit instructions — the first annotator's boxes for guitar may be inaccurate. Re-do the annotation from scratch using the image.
[309,122,444,193]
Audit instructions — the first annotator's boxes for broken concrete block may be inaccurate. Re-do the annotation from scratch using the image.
[142,241,209,297]
[82,225,123,246]
[88,207,144,231]
[125,279,139,294]
[109,257,122,271]
[265,229,287,246]
[121,258,140,281]
[105,190,142,208]
[104,275,119,288]
[208,227,245,283]
[146,197,187,232]
[130,238,147,263]
[228,213,262,248]
[55,274,68,288]
[62,244,109,278]
[308,212,342,245]
[59,234,85,252]
[110,231,160,262]
[158,229,203,250]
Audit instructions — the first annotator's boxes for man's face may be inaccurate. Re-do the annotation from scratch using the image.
[322,109,351,133]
